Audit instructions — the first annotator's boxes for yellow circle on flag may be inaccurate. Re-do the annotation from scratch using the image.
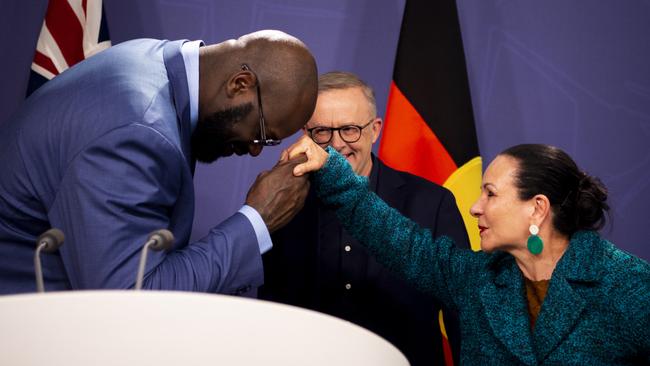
[443,157,482,251]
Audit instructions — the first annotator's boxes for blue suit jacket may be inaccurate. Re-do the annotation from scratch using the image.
[0,39,262,294]
[314,150,650,365]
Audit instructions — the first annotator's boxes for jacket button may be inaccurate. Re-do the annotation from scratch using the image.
[344,245,351,252]
[345,283,352,290]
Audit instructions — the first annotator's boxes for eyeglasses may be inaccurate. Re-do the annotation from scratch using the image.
[306,119,375,145]
[241,64,282,146]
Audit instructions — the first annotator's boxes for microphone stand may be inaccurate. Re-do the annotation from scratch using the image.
[34,242,48,293]
[135,230,174,290]
[34,228,65,293]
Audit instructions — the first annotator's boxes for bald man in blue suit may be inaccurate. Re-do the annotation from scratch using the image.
[0,31,318,294]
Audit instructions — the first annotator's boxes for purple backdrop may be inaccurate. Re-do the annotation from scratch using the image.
[455,1,650,259]
[0,0,647,260]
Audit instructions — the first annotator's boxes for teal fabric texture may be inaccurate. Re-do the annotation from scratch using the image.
[313,148,650,365]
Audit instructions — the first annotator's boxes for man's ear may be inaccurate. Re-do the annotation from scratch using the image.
[370,118,383,143]
[225,70,256,97]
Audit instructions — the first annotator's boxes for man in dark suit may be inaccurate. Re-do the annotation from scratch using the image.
[261,72,470,365]
[0,30,316,294]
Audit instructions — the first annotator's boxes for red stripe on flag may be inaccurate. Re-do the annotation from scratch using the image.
[82,0,87,15]
[33,50,59,77]
[379,82,458,185]
[442,335,455,366]
[44,0,85,68]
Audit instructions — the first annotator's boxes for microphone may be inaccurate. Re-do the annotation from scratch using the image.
[134,229,174,290]
[34,228,65,293]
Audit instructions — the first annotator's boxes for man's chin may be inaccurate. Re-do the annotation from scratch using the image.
[344,154,357,168]
[195,156,219,164]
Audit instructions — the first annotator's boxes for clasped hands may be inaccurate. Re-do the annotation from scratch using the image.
[245,136,329,232]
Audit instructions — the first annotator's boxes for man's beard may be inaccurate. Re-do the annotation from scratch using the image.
[191,103,254,163]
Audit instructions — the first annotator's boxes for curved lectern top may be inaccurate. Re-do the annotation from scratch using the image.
[0,291,409,366]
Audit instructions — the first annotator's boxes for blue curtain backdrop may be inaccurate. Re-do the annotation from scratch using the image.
[0,0,648,261]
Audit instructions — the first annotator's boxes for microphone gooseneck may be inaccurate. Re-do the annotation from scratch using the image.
[134,229,174,290]
[34,228,65,293]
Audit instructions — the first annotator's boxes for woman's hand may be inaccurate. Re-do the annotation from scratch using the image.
[280,135,329,177]
[245,154,310,233]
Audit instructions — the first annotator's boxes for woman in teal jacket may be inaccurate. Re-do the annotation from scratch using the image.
[284,137,649,365]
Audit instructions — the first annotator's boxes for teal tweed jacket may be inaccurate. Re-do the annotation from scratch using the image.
[313,149,650,365]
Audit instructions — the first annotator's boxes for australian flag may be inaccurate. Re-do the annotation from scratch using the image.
[27,0,111,97]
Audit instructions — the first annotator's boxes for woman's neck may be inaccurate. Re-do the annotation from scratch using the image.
[512,231,570,281]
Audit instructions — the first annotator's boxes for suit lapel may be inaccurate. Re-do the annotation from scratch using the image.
[373,156,406,208]
[532,231,603,362]
[532,275,586,362]
[162,40,194,174]
[480,255,537,366]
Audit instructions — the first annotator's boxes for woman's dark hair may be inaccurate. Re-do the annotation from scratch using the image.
[500,144,609,237]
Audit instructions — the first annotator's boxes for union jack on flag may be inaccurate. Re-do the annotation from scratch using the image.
[27,0,111,96]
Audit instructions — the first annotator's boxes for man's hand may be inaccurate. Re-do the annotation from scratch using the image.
[245,155,310,233]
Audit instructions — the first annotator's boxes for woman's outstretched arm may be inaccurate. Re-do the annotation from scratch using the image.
[285,136,479,311]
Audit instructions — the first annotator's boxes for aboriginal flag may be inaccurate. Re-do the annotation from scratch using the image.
[379,1,482,365]
[27,0,111,96]
[379,0,481,251]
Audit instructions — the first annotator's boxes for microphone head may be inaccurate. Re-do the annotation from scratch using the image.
[148,229,174,251]
[37,228,65,253]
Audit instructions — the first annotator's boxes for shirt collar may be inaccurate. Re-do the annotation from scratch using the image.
[180,40,204,134]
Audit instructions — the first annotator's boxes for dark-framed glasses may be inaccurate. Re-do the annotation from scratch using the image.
[306,119,375,145]
[241,64,282,146]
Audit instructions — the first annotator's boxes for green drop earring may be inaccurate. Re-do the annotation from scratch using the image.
[527,224,543,255]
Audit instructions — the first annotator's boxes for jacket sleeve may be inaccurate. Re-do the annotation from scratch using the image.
[313,148,481,311]
[48,123,262,293]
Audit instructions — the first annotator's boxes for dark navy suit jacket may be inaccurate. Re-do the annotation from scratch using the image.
[0,39,262,294]
[261,155,469,366]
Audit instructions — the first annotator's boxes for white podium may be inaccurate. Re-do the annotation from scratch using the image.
[0,291,409,365]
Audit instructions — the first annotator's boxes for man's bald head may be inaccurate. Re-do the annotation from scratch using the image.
[233,30,318,135]
[195,30,317,162]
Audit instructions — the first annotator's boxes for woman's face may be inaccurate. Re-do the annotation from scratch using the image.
[470,155,534,253]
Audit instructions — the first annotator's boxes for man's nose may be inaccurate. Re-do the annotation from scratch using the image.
[248,144,263,157]
[330,131,347,151]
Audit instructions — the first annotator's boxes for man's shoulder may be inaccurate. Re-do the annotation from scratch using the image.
[376,158,452,198]
[104,38,167,55]
[74,39,175,84]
